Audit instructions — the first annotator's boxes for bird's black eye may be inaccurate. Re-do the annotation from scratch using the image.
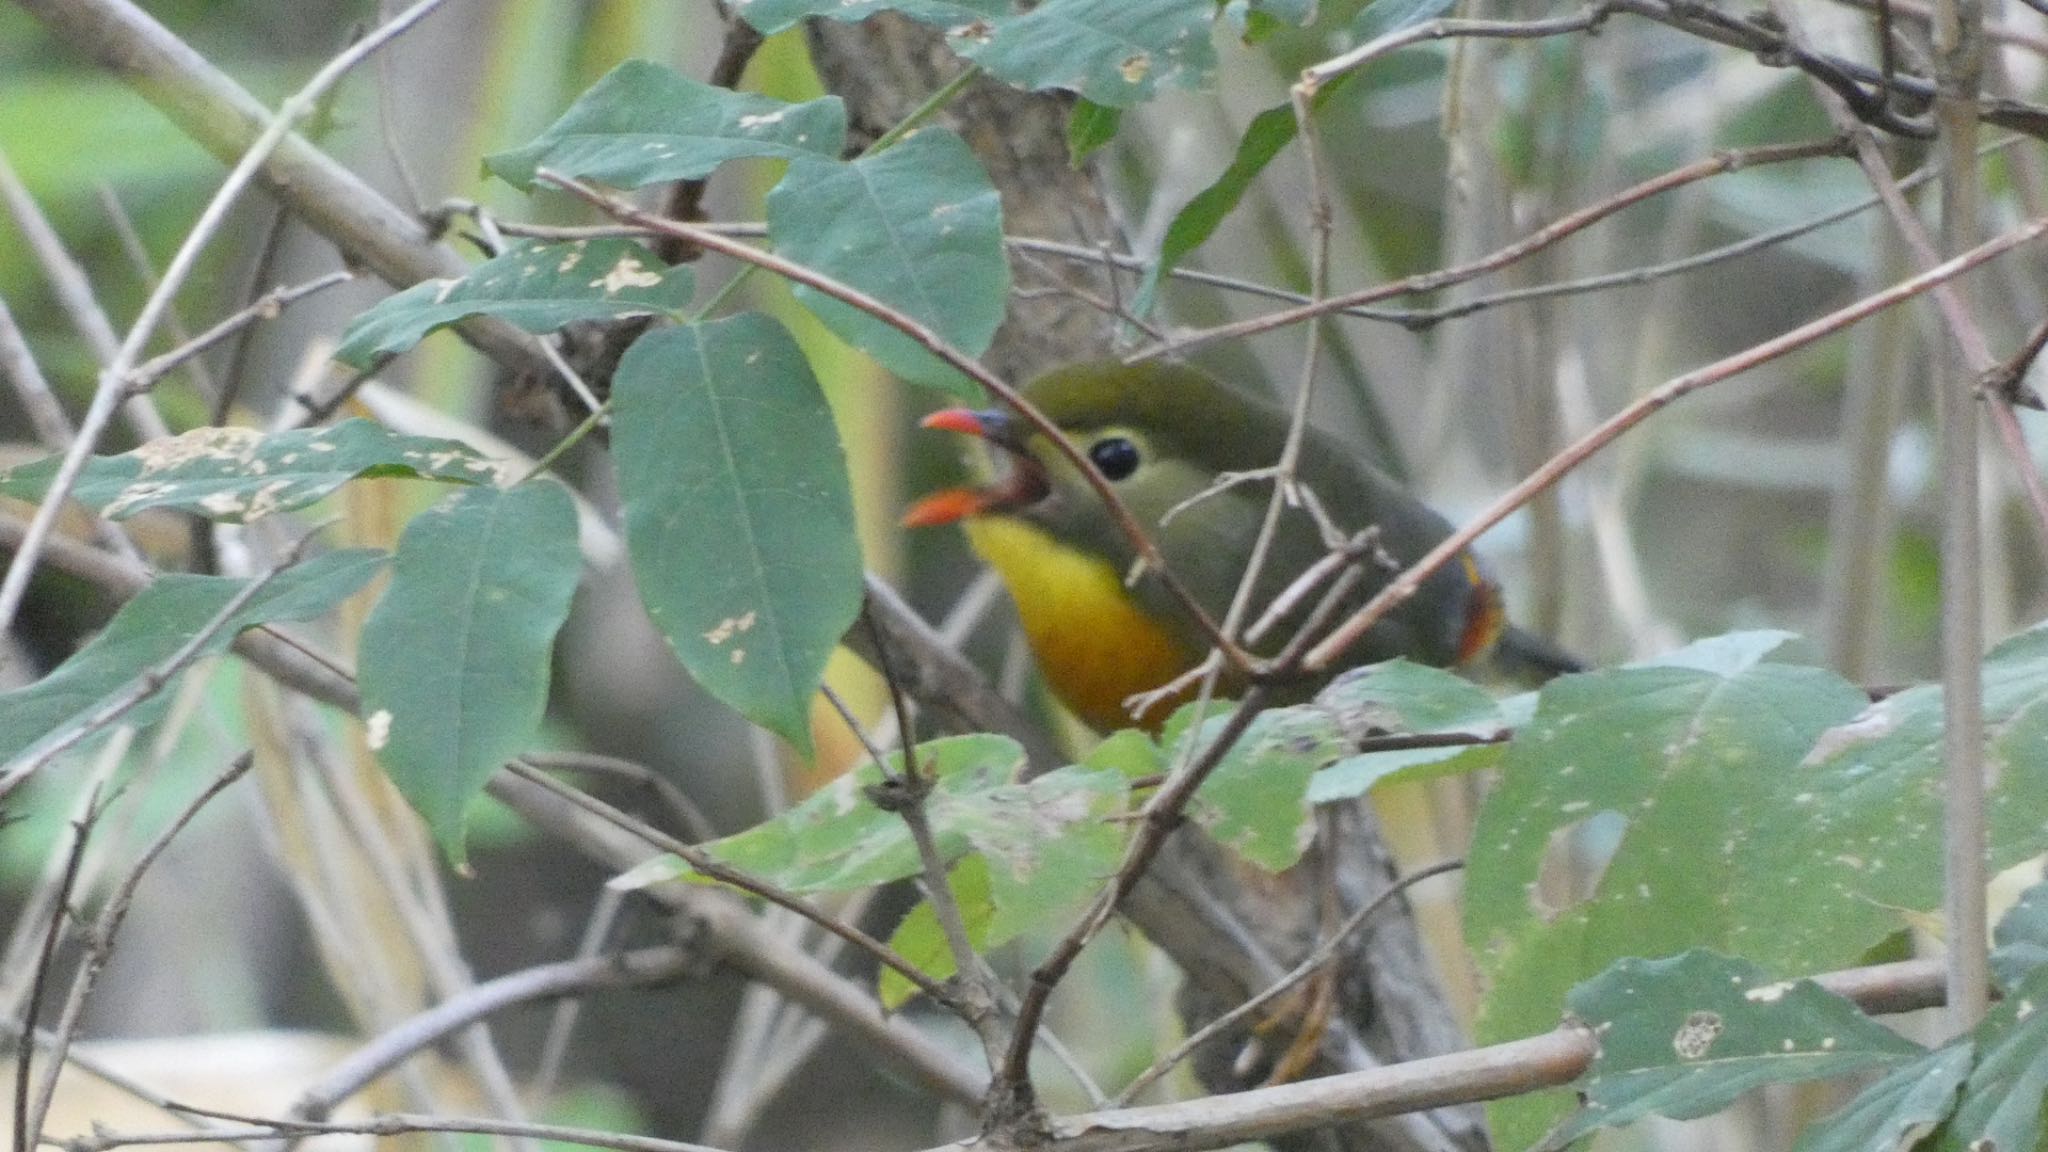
[1089,436,1141,481]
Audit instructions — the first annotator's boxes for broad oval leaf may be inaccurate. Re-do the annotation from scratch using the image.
[883,854,996,1010]
[1993,878,2048,992]
[766,127,1006,400]
[1066,98,1122,164]
[1464,641,1869,1148]
[612,735,1028,893]
[1794,1045,1973,1152]
[612,314,863,754]
[949,0,1218,109]
[336,239,694,367]
[0,550,386,766]
[1927,964,2048,1152]
[1309,660,1511,802]
[359,481,582,862]
[733,0,1006,35]
[881,761,1128,1007]
[1557,950,1922,1146]
[1733,621,2048,972]
[1165,700,1346,872]
[485,59,847,189]
[0,420,502,523]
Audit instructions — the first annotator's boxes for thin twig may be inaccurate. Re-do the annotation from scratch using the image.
[520,751,718,843]
[1303,5,1613,89]
[22,753,254,1151]
[0,292,72,449]
[1132,136,1852,360]
[529,888,629,1110]
[0,150,170,444]
[505,760,958,1008]
[1982,314,2048,408]
[97,1107,732,1152]
[0,534,311,799]
[125,271,355,393]
[373,0,426,214]
[94,184,219,405]
[293,946,697,1122]
[12,787,97,1152]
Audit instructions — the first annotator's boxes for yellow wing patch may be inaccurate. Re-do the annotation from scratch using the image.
[964,516,1199,732]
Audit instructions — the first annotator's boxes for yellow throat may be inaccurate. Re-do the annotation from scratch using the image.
[963,515,1199,733]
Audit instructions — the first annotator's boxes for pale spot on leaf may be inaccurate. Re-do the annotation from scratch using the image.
[594,255,663,294]
[1672,1011,1722,1060]
[366,709,393,750]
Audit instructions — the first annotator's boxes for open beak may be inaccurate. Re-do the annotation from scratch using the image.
[903,407,1051,527]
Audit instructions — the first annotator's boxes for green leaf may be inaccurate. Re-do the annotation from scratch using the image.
[949,0,1217,109]
[1317,659,1505,733]
[1732,622,2048,971]
[883,853,996,1010]
[1466,644,1869,1148]
[1222,0,1316,41]
[1993,879,2048,992]
[881,763,1127,1007]
[1166,701,1345,872]
[335,239,694,367]
[0,551,386,765]
[1066,98,1122,164]
[1083,727,1165,780]
[612,314,863,755]
[0,420,501,523]
[358,482,582,862]
[695,735,1026,891]
[1351,0,1457,40]
[485,59,846,189]
[1555,951,1921,1146]
[1133,76,1352,316]
[1932,965,2048,1152]
[766,129,1006,399]
[1631,628,1808,675]
[967,763,1126,938]
[732,0,1008,34]
[1794,1045,1972,1152]
[1310,742,1504,803]
[1308,660,1507,802]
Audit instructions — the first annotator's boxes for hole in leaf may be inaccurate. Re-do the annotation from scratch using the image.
[1532,810,1625,921]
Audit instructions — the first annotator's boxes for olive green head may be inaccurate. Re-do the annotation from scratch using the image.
[906,360,1501,671]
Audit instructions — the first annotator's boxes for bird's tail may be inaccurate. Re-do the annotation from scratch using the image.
[1486,625,1586,685]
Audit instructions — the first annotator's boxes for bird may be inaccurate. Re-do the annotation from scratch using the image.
[903,359,1580,733]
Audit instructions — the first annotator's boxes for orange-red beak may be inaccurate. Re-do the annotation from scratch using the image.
[903,407,1047,528]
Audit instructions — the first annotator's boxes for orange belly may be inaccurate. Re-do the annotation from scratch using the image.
[964,517,1200,732]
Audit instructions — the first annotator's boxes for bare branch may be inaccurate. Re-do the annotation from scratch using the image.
[293,946,697,1122]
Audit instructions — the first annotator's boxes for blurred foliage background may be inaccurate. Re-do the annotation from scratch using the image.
[5,0,2046,1148]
